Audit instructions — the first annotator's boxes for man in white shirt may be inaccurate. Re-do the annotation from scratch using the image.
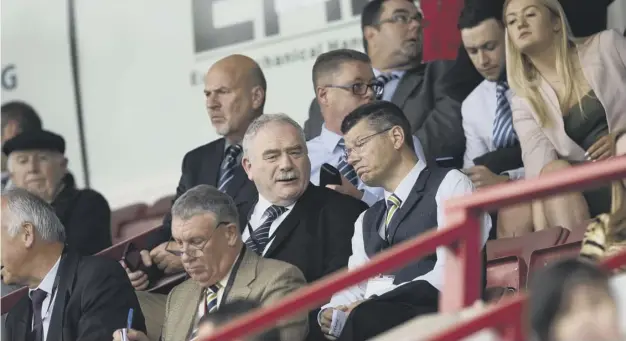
[458,2,532,238]
[317,101,492,341]
[114,184,308,341]
[307,49,427,206]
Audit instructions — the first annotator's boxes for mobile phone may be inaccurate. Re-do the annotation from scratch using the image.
[122,243,147,273]
[435,157,460,169]
[320,163,342,188]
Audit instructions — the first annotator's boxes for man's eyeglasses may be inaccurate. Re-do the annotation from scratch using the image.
[344,128,392,159]
[165,221,230,258]
[325,81,384,98]
[378,12,427,27]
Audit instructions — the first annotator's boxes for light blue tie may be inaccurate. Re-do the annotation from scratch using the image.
[217,144,242,192]
[337,139,359,187]
[493,82,518,149]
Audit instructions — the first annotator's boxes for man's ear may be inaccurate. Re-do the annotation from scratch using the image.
[225,223,240,246]
[364,26,378,49]
[390,126,405,150]
[242,156,253,181]
[316,86,328,106]
[250,85,265,111]
[22,222,35,248]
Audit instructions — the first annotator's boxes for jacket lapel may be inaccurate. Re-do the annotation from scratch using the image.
[223,250,257,303]
[386,169,431,243]
[263,185,312,257]
[10,299,31,341]
[47,251,79,341]
[391,65,425,109]
[170,282,204,341]
[205,138,226,186]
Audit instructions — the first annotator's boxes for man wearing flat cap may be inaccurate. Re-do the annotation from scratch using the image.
[2,130,112,255]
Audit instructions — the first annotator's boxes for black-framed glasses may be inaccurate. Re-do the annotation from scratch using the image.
[325,81,384,98]
[165,221,230,258]
[378,12,427,27]
[344,128,393,159]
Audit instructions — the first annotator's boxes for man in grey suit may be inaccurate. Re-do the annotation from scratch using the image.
[304,0,465,166]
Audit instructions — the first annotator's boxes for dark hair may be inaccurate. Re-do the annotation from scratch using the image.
[340,100,414,151]
[199,300,280,341]
[529,258,612,341]
[457,0,503,30]
[1,101,42,132]
[312,49,371,90]
[361,0,415,53]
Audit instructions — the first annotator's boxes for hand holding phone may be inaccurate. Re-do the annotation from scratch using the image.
[122,243,149,273]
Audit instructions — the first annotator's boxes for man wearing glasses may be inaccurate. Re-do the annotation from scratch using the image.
[317,101,491,341]
[307,49,426,206]
[305,0,464,168]
[113,185,308,341]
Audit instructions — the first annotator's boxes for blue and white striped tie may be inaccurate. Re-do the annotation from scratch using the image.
[337,139,359,187]
[218,144,242,192]
[245,205,287,255]
[375,73,400,100]
[492,82,518,149]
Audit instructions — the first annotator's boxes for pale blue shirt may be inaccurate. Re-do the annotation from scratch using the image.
[374,69,406,101]
[307,125,427,206]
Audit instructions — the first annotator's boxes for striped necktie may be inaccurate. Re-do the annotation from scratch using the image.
[337,139,359,187]
[245,205,287,255]
[189,284,221,340]
[492,82,518,149]
[218,144,242,192]
[384,194,402,242]
[375,73,400,100]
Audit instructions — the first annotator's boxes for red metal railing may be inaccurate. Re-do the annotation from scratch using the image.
[201,156,626,341]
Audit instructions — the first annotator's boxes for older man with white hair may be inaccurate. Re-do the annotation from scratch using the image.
[1,188,145,341]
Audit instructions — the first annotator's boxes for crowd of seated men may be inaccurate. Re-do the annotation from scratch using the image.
[1,0,625,340]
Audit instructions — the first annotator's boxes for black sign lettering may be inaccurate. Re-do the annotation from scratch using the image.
[1,64,17,91]
[192,0,254,53]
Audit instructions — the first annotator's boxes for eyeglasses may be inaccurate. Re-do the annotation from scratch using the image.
[325,81,384,98]
[378,12,427,27]
[344,128,392,159]
[166,221,230,258]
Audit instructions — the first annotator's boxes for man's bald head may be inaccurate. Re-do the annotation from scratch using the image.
[204,55,267,141]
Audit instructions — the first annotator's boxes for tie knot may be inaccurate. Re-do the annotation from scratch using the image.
[265,205,287,220]
[337,139,346,150]
[376,73,399,85]
[226,144,242,158]
[30,289,47,305]
[387,194,402,208]
[207,283,221,294]
[496,81,509,93]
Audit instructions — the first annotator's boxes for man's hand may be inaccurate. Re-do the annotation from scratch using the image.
[326,175,363,200]
[320,306,345,335]
[112,328,149,341]
[120,250,152,291]
[339,300,364,314]
[150,242,184,275]
[586,134,614,161]
[462,165,509,188]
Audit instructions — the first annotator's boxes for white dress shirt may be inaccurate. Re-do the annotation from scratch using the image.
[242,195,296,256]
[374,69,406,101]
[28,256,61,341]
[308,125,427,206]
[461,79,524,180]
[321,159,492,310]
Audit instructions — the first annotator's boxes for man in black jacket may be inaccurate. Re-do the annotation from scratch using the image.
[305,0,464,166]
[2,130,111,255]
[1,188,145,341]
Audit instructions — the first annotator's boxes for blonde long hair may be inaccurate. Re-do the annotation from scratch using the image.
[503,0,585,127]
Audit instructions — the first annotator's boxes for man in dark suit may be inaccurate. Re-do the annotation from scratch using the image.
[127,54,264,291]
[2,130,112,255]
[241,114,367,341]
[1,188,145,341]
[305,0,465,166]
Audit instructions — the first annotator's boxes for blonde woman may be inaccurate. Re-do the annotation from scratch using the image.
[503,0,626,231]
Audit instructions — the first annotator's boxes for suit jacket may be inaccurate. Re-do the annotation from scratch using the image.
[251,184,367,341]
[304,61,465,164]
[5,250,146,341]
[511,29,626,179]
[147,138,258,248]
[161,248,308,341]
[52,173,112,256]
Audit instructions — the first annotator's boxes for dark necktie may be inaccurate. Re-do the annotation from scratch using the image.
[245,205,287,255]
[218,144,242,192]
[384,194,402,242]
[493,81,518,149]
[375,73,400,100]
[189,284,221,340]
[337,139,359,187]
[31,289,48,341]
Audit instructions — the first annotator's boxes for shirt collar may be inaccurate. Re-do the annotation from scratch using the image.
[373,68,406,79]
[319,125,344,153]
[383,159,426,204]
[28,255,61,296]
[256,194,297,214]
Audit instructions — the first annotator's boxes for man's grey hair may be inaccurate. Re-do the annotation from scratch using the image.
[171,185,239,227]
[2,188,66,242]
[242,113,306,157]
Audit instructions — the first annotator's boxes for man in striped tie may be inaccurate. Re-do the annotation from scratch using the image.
[457,2,532,238]
[113,185,308,341]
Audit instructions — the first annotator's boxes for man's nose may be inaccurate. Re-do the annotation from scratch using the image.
[477,51,490,67]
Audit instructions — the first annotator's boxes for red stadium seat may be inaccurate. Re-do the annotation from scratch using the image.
[114,195,174,244]
[486,226,569,265]
[111,203,149,244]
[527,241,582,284]
[564,219,591,243]
[486,256,527,293]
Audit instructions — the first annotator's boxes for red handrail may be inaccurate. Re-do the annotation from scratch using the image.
[201,157,626,341]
